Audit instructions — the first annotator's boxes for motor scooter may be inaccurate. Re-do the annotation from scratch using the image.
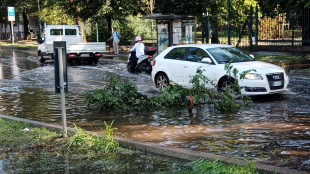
[127,46,156,74]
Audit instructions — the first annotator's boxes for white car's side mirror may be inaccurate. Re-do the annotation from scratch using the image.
[201,57,212,64]
[250,54,254,58]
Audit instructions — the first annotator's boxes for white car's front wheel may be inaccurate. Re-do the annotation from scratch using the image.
[155,73,169,89]
[218,77,235,91]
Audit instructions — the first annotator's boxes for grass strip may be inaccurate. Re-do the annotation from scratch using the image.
[0,41,37,49]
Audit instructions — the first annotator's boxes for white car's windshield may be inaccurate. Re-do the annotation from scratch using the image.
[207,47,254,64]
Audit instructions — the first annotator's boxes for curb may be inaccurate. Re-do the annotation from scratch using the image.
[0,114,308,174]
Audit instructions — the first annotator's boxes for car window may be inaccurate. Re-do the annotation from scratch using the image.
[50,29,63,35]
[207,47,254,64]
[164,48,186,60]
[65,29,77,35]
[186,47,210,62]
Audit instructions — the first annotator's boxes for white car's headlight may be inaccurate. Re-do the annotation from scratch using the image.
[245,73,263,80]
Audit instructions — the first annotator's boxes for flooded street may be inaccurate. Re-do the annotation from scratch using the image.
[0,47,309,171]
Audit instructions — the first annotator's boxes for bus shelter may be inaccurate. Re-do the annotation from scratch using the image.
[141,14,197,53]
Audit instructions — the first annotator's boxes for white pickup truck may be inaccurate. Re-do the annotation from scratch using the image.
[38,25,106,65]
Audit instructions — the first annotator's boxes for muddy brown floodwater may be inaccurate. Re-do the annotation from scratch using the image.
[0,47,309,171]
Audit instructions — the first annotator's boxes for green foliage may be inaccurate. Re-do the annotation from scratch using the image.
[86,64,254,113]
[0,118,58,149]
[0,118,183,174]
[185,159,258,174]
[257,0,309,16]
[85,77,148,111]
[125,15,156,43]
[36,1,75,25]
[189,68,216,103]
[154,0,257,33]
[150,83,188,108]
[0,42,37,49]
[254,54,310,68]
[66,122,119,153]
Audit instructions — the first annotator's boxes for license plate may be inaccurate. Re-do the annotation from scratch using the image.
[81,54,89,57]
[272,81,282,86]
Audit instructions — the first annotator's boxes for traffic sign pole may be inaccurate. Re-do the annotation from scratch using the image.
[8,7,15,44]
[11,22,14,44]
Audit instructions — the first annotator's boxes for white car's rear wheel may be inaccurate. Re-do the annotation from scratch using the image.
[155,73,169,89]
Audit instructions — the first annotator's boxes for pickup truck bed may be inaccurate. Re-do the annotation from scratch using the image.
[38,25,106,65]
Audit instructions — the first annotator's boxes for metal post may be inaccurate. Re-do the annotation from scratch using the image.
[292,18,295,46]
[58,48,67,138]
[11,21,14,44]
[255,5,259,46]
[194,17,197,44]
[206,13,210,43]
[202,14,205,44]
[37,0,41,42]
[249,6,253,49]
[227,0,231,45]
[96,22,99,42]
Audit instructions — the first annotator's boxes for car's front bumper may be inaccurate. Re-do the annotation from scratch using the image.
[239,74,289,96]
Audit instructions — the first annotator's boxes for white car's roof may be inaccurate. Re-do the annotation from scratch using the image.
[169,44,233,49]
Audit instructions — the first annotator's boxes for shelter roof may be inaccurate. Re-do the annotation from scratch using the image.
[140,13,196,20]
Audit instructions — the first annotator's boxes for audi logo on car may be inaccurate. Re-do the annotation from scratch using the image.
[273,75,281,80]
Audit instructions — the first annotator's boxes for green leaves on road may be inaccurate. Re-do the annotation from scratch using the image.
[85,64,252,112]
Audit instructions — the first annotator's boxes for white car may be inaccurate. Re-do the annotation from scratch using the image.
[151,44,289,96]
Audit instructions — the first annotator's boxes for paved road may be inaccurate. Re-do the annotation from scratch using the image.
[0,46,310,171]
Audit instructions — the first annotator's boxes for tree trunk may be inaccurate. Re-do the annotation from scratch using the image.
[236,18,249,47]
[68,0,86,42]
[22,11,30,40]
[76,16,86,42]
[107,15,112,37]
[210,18,219,44]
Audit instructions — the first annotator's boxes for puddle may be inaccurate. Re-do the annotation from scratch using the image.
[0,48,310,171]
[0,150,182,173]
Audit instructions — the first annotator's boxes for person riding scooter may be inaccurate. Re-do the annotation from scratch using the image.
[129,36,145,72]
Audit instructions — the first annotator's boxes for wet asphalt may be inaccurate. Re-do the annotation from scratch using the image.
[0,46,309,171]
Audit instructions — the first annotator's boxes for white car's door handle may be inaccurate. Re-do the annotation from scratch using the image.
[184,66,188,68]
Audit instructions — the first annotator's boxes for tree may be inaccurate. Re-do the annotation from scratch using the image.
[140,0,155,15]
[12,0,40,40]
[257,0,310,45]
[257,0,309,16]
[154,0,257,43]
[37,1,75,25]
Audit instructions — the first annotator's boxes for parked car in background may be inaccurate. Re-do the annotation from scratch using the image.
[151,44,289,96]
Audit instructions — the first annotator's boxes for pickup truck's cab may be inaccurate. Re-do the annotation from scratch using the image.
[38,25,106,65]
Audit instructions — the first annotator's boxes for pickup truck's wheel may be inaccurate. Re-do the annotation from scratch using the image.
[93,58,99,65]
[86,59,92,65]
[68,59,73,66]
[155,73,169,89]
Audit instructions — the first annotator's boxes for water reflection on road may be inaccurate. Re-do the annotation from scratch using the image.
[0,48,309,171]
